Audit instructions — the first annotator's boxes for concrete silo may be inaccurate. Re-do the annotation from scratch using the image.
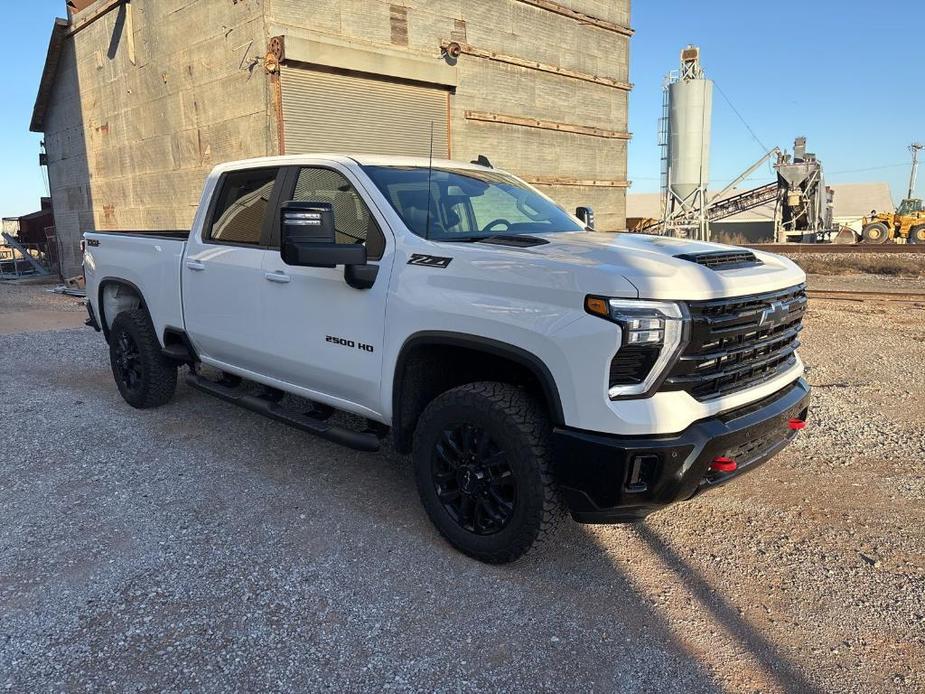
[660,46,714,240]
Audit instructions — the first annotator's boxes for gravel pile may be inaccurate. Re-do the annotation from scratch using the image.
[1,286,923,692]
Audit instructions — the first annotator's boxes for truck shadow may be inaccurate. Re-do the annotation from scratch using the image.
[152,383,821,691]
[627,524,821,693]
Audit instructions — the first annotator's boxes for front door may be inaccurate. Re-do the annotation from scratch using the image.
[183,166,281,375]
[260,164,393,417]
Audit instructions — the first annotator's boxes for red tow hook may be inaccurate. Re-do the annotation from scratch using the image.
[709,456,737,473]
[788,418,807,431]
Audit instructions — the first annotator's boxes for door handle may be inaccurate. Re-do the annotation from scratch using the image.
[185,259,205,271]
[264,271,291,284]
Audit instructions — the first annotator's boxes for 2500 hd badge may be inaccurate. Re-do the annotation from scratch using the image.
[326,335,375,353]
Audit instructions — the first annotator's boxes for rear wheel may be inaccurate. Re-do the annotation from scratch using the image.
[861,222,890,244]
[909,225,925,244]
[109,309,178,409]
[413,382,565,564]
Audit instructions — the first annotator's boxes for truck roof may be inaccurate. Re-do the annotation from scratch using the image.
[209,154,492,177]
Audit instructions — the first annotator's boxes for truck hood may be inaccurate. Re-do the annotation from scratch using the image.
[470,231,806,301]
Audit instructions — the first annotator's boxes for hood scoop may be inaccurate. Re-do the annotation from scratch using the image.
[675,250,762,271]
[477,235,550,248]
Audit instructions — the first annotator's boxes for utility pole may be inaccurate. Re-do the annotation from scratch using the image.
[908,142,924,200]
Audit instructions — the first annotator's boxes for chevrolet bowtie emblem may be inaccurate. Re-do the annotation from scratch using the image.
[759,300,788,328]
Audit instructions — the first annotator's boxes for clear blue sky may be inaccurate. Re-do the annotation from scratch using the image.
[1,1,923,218]
[629,0,925,202]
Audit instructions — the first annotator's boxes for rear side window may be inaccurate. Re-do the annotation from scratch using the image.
[292,167,385,259]
[208,168,279,245]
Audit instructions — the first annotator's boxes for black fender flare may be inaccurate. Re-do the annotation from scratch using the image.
[392,331,566,434]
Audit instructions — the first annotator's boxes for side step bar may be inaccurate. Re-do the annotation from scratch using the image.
[185,373,381,453]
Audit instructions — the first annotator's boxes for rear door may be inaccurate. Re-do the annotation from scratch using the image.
[183,166,282,374]
[260,163,393,415]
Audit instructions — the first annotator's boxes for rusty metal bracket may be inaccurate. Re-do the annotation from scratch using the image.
[269,36,285,62]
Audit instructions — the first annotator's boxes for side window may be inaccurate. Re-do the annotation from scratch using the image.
[293,168,385,259]
[208,168,279,245]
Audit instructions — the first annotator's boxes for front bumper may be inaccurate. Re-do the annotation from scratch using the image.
[551,378,810,523]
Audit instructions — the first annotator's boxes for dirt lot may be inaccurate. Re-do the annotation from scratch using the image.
[0,281,87,335]
[1,280,923,692]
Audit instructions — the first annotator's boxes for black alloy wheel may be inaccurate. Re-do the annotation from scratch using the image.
[412,381,565,564]
[114,331,143,395]
[432,424,517,535]
[108,308,178,409]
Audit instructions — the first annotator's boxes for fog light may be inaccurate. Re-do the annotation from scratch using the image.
[788,418,806,431]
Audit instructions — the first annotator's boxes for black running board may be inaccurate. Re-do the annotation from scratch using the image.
[185,374,381,452]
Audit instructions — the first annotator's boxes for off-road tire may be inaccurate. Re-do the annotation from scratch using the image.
[109,309,178,409]
[909,225,925,244]
[861,222,890,244]
[413,381,565,564]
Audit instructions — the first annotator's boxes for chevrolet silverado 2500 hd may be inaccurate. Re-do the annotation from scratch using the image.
[83,155,810,563]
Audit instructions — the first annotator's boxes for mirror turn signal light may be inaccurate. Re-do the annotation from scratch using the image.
[709,456,737,473]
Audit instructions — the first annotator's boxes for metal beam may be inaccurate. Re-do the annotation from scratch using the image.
[512,0,634,36]
[67,0,127,37]
[1,233,50,276]
[442,41,632,91]
[523,177,630,188]
[465,111,631,140]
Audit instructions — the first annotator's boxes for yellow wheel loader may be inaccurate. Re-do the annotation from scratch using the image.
[861,198,925,244]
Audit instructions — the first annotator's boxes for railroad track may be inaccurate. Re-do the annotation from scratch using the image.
[807,289,925,304]
[748,243,925,254]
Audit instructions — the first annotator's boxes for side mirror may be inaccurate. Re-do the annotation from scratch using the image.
[280,201,377,289]
[576,206,595,230]
[281,201,367,268]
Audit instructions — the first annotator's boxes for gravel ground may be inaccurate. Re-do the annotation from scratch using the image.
[784,252,925,280]
[0,281,86,335]
[1,283,923,693]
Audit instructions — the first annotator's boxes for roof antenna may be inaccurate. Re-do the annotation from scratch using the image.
[425,121,435,241]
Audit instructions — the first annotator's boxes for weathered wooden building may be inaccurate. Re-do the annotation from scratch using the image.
[32,0,633,277]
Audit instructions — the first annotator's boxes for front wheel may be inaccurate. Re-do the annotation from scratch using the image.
[109,309,178,409]
[909,225,925,244]
[412,382,565,563]
[861,222,890,244]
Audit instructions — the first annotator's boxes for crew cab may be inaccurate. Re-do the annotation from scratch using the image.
[83,154,810,563]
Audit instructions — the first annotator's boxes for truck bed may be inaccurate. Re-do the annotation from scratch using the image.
[84,230,188,340]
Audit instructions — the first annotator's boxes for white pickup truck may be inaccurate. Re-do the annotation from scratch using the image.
[83,154,810,563]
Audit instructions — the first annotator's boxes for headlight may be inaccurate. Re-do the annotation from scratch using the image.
[585,296,687,398]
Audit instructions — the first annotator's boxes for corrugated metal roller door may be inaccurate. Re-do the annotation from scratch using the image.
[281,67,449,157]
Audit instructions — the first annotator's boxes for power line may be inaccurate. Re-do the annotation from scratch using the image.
[713,80,769,154]
[826,162,910,176]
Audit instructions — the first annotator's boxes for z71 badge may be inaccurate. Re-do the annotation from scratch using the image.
[408,254,452,268]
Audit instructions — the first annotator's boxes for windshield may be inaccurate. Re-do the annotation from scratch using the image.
[898,199,923,215]
[362,165,585,240]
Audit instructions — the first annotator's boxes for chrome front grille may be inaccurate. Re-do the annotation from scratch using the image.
[664,284,807,401]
